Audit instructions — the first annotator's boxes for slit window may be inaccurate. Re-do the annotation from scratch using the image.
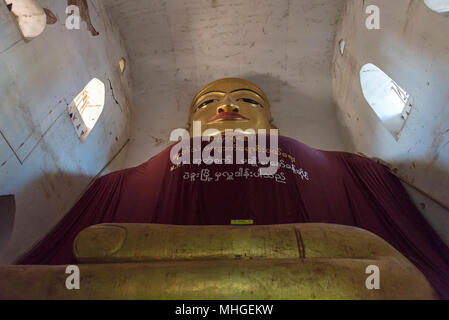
[67,78,105,142]
[360,63,413,139]
[4,0,46,39]
[424,0,449,13]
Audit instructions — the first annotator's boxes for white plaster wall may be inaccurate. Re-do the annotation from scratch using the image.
[102,0,351,169]
[332,0,449,243]
[0,0,132,263]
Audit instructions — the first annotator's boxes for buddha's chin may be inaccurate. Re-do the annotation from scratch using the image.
[191,120,273,137]
[203,122,258,135]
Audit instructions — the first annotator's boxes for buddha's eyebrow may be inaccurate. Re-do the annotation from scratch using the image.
[230,89,266,102]
[197,91,226,99]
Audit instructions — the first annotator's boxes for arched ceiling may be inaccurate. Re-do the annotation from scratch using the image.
[102,0,349,166]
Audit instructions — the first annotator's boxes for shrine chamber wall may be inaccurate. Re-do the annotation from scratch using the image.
[332,0,449,244]
[0,0,132,263]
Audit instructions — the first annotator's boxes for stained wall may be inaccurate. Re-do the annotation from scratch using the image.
[0,0,132,263]
[332,0,449,243]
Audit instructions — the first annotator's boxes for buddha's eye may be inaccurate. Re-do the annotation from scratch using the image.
[238,98,263,108]
[195,99,216,112]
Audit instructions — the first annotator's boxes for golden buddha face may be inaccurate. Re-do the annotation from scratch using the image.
[189,78,276,136]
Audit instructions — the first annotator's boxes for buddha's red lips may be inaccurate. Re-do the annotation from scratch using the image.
[207,112,250,124]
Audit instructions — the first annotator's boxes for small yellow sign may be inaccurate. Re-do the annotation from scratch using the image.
[231,220,254,225]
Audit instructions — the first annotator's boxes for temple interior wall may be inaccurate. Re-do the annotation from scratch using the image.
[0,0,132,263]
[332,0,449,243]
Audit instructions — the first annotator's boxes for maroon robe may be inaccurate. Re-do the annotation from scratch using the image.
[18,135,449,299]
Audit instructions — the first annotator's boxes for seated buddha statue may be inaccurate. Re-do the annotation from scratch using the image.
[1,78,448,299]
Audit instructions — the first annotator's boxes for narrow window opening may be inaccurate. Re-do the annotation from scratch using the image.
[424,0,449,13]
[4,0,47,39]
[360,63,413,139]
[67,78,105,142]
[119,58,126,73]
[338,39,345,55]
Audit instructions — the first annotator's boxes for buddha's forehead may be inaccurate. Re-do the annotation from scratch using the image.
[198,78,265,95]
[191,78,269,108]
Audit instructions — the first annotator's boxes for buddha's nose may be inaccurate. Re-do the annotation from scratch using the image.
[217,95,239,114]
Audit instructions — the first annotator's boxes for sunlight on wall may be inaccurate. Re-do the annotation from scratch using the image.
[67,78,105,142]
[119,58,126,73]
[360,63,413,139]
[4,0,46,39]
[424,0,449,13]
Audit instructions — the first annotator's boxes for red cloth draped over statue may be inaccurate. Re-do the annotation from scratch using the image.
[18,135,449,299]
